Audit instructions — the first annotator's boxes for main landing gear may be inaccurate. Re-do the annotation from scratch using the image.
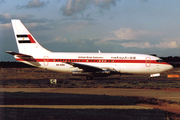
[86,76,94,80]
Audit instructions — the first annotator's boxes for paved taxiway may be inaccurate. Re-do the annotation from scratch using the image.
[1,88,179,119]
[0,105,152,109]
[1,88,180,103]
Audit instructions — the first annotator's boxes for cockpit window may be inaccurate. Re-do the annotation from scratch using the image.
[156,59,163,63]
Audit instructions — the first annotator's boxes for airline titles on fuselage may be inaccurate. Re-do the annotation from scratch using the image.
[78,56,136,60]
[111,56,136,60]
[78,56,103,59]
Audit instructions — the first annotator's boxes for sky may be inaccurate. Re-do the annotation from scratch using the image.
[1,0,180,61]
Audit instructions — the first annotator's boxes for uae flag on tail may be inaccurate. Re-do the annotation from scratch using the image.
[17,34,36,43]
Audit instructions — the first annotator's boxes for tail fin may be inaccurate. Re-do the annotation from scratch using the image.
[11,19,51,56]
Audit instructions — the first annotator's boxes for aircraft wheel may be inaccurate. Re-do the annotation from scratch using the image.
[86,76,93,80]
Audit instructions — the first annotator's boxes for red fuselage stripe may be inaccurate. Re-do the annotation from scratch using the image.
[15,58,169,65]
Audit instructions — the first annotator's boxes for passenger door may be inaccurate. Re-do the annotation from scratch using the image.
[44,56,49,66]
[145,57,151,67]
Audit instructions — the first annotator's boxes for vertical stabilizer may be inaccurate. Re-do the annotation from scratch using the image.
[11,19,51,56]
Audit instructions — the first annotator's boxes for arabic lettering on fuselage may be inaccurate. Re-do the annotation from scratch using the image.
[78,56,136,60]
[111,56,136,60]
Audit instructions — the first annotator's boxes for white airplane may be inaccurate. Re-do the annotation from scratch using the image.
[6,19,173,80]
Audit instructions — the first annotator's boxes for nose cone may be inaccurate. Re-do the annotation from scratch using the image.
[167,64,173,70]
[165,63,173,71]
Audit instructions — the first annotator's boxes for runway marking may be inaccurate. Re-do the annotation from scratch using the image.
[0,105,153,109]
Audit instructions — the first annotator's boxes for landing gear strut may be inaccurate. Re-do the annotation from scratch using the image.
[86,76,93,80]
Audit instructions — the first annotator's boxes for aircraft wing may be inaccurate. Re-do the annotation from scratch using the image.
[66,62,103,72]
[5,51,32,57]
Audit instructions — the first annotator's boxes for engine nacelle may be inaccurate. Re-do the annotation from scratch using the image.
[72,71,93,76]
[72,70,111,77]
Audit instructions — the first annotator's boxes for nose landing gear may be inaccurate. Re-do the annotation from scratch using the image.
[149,73,160,79]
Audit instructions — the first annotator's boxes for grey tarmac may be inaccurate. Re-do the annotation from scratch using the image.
[1,88,180,103]
[0,105,153,109]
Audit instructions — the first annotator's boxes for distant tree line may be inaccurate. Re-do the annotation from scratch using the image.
[0,61,35,68]
[0,56,180,68]
[160,56,180,67]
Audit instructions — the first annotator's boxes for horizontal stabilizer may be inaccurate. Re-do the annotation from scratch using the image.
[5,51,32,57]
